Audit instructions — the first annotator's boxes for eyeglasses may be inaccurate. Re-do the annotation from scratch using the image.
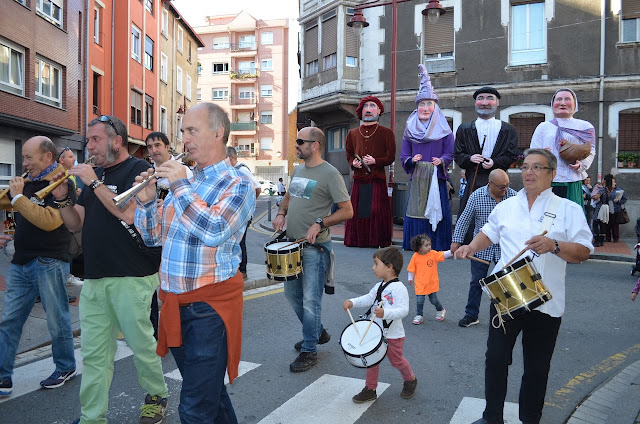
[295,138,315,146]
[521,164,554,173]
[489,181,509,190]
[99,115,119,137]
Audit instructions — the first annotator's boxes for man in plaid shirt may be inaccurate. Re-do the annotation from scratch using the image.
[451,169,516,327]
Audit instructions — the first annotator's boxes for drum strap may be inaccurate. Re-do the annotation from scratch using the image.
[539,194,562,235]
[365,278,399,330]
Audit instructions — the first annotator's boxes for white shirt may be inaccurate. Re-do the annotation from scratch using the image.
[234,163,261,191]
[154,155,194,188]
[480,188,594,317]
[475,117,502,158]
[350,280,409,339]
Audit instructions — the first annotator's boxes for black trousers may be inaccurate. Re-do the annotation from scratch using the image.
[239,218,252,273]
[483,307,561,424]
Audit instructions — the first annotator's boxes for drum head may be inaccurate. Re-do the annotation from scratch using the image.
[264,239,300,254]
[340,320,384,356]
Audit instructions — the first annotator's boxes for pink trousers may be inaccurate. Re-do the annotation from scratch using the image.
[365,337,415,389]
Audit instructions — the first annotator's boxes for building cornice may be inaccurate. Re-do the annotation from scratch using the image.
[0,113,76,136]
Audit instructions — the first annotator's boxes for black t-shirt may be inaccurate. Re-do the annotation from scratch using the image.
[12,179,76,265]
[78,156,161,278]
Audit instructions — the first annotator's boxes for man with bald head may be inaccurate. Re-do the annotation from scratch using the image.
[451,169,516,327]
[0,136,77,396]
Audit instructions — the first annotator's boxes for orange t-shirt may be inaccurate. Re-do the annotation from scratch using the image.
[407,250,445,295]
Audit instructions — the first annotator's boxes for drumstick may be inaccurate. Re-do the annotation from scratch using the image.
[468,256,491,265]
[503,230,548,268]
[360,302,382,345]
[279,238,307,249]
[346,308,361,337]
[269,229,279,239]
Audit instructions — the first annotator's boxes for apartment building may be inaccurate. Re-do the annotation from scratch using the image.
[297,0,640,203]
[0,0,86,182]
[195,11,289,181]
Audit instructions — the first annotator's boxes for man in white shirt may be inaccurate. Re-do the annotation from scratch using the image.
[227,147,261,280]
[455,148,593,424]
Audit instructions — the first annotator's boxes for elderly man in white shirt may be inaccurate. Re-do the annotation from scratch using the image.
[455,148,593,424]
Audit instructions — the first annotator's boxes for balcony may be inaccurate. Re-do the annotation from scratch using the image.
[230,70,259,82]
[230,42,257,52]
[229,95,257,109]
[237,150,258,158]
[230,121,257,132]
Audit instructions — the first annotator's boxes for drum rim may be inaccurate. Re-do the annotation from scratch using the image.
[482,256,533,284]
[267,272,303,281]
[264,239,302,254]
[339,319,385,358]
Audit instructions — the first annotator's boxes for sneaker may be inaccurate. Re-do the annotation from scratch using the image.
[289,352,318,373]
[400,377,418,399]
[139,394,168,424]
[352,386,377,403]
[71,419,80,424]
[0,377,12,396]
[294,328,330,351]
[412,315,424,325]
[458,315,480,327]
[435,308,446,321]
[68,295,77,303]
[40,370,76,389]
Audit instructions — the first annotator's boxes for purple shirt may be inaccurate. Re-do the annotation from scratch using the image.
[400,133,454,180]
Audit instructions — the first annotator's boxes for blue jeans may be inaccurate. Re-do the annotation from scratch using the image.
[465,260,491,320]
[170,302,237,424]
[0,258,75,378]
[284,241,331,353]
[416,293,443,316]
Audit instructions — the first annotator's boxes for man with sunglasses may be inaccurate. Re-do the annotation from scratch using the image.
[455,149,593,424]
[52,115,168,424]
[273,127,353,372]
[451,169,516,328]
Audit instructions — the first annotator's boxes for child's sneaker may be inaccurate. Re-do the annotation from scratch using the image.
[352,387,377,403]
[436,308,446,321]
[400,377,418,399]
[412,315,423,325]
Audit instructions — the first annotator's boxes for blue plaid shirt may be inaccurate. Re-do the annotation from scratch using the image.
[452,185,517,262]
[134,158,256,293]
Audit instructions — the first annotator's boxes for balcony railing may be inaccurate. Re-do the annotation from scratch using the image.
[230,42,257,52]
[230,121,257,131]
[229,95,256,106]
[230,70,259,80]
[237,150,257,158]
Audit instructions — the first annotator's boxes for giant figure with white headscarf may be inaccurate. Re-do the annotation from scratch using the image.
[400,64,454,251]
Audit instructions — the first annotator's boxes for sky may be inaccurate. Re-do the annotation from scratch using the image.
[171,0,301,113]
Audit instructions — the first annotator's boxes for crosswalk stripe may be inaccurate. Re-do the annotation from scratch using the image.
[0,341,133,404]
[257,374,390,424]
[449,396,520,424]
[164,360,261,385]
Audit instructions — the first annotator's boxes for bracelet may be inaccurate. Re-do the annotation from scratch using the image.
[54,196,74,209]
[277,212,285,217]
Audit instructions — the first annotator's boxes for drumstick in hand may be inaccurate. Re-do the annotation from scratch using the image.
[360,302,382,345]
[504,230,548,268]
[346,309,361,337]
[269,229,279,239]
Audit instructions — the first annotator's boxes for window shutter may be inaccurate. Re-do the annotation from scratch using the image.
[622,0,640,19]
[424,8,454,54]
[345,19,358,58]
[619,112,640,151]
[305,25,318,62]
[510,114,545,151]
[321,16,337,57]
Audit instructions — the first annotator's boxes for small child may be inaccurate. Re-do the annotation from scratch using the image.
[343,247,417,403]
[407,234,452,325]
[632,278,640,301]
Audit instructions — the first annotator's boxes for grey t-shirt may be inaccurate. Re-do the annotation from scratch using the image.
[286,161,350,243]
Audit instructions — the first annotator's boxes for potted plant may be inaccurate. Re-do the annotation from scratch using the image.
[511,154,525,169]
[626,152,636,168]
[617,152,625,168]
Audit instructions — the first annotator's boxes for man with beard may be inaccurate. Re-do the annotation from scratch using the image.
[344,96,395,248]
[272,127,352,372]
[454,87,519,221]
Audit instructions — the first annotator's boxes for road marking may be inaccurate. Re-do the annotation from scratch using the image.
[449,397,520,424]
[586,258,635,265]
[244,283,284,300]
[0,340,133,404]
[164,360,260,385]
[257,374,389,424]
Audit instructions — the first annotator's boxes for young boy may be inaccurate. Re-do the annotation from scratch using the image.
[343,247,417,403]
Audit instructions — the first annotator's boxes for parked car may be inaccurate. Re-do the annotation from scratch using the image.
[258,180,276,195]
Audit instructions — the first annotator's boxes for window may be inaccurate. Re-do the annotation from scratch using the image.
[304,22,318,77]
[261,32,273,45]
[36,0,63,28]
[186,75,192,100]
[622,18,640,43]
[92,72,100,114]
[423,8,454,73]
[144,0,153,14]
[176,66,182,93]
[238,61,255,75]
[260,111,273,124]
[510,113,545,151]
[212,88,229,100]
[196,88,201,101]
[131,25,141,62]
[176,115,182,140]
[177,26,183,52]
[197,63,202,75]
[618,111,640,153]
[261,59,273,71]
[144,95,153,130]
[510,2,546,66]
[260,137,273,150]
[94,6,100,44]
[323,53,336,70]
[213,36,230,49]
[0,39,25,96]
[261,85,273,97]
[35,56,62,107]
[187,40,192,62]
[346,56,357,67]
[144,36,154,71]
[160,106,167,133]
[131,90,142,125]
[238,88,254,99]
[160,53,167,82]
[212,62,229,74]
[161,8,168,36]
[327,127,347,151]
[305,60,318,76]
[239,35,256,49]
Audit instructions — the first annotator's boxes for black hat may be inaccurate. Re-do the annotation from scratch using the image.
[473,86,501,100]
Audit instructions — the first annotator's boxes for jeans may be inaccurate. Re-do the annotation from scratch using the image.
[465,260,491,320]
[416,293,443,316]
[365,337,414,390]
[483,307,561,424]
[284,241,331,353]
[238,218,252,273]
[170,302,237,424]
[0,258,75,378]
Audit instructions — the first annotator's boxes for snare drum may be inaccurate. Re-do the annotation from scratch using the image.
[340,320,388,368]
[264,239,303,281]
[480,256,552,323]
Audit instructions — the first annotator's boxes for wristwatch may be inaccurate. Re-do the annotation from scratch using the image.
[315,217,325,229]
[552,239,560,255]
[89,179,103,190]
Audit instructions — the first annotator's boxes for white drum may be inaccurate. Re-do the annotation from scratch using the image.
[340,319,388,368]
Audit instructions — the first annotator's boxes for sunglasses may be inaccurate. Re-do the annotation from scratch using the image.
[295,138,315,146]
[58,146,71,158]
[99,115,120,137]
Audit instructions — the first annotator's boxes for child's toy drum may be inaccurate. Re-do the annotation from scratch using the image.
[340,320,388,368]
